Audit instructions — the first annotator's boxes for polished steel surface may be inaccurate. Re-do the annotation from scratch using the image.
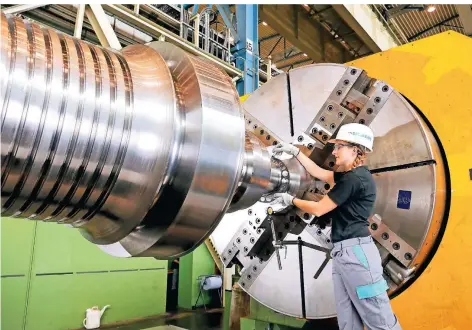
[368,213,417,268]
[111,41,246,258]
[242,73,293,143]
[0,12,308,259]
[373,165,437,251]
[289,64,348,137]
[0,12,180,245]
[229,132,273,212]
[283,156,311,198]
[0,13,247,258]
[367,91,437,170]
[243,111,282,148]
[78,43,179,244]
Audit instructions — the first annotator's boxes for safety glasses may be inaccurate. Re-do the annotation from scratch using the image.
[333,143,353,151]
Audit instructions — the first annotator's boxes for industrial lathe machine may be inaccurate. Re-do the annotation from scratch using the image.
[1,12,471,329]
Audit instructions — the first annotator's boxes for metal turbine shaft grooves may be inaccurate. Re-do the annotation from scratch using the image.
[0,12,253,258]
[0,11,300,259]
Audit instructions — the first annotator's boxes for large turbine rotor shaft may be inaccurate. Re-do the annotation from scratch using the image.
[0,12,307,258]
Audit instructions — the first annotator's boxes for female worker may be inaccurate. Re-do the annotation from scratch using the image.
[274,123,401,330]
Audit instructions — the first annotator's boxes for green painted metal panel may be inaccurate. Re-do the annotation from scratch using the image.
[240,318,302,330]
[2,219,169,330]
[240,317,257,330]
[223,290,232,330]
[1,218,35,275]
[178,251,193,309]
[250,298,305,328]
[191,244,216,306]
[178,244,216,309]
[25,270,167,330]
[33,222,165,273]
[1,276,28,330]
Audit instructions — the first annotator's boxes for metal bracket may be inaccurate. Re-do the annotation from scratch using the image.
[220,203,287,267]
[292,132,319,151]
[313,180,331,195]
[221,208,260,267]
[244,112,282,148]
[239,252,272,290]
[305,66,364,142]
[237,212,301,289]
[302,217,334,249]
[368,214,417,267]
[355,80,394,126]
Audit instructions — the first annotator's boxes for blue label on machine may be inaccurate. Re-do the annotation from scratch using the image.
[397,190,412,210]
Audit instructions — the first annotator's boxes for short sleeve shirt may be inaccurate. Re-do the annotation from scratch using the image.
[327,166,376,243]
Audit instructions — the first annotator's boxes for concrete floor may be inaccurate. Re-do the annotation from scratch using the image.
[101,308,223,330]
[143,327,187,330]
[96,308,339,330]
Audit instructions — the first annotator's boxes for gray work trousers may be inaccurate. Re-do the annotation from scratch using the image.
[331,236,402,330]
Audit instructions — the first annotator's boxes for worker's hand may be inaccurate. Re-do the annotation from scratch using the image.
[273,193,295,207]
[273,142,300,157]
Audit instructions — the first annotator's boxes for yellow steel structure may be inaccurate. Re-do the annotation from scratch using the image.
[349,31,472,330]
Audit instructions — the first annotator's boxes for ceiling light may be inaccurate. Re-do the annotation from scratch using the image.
[262,21,268,26]
[426,5,436,13]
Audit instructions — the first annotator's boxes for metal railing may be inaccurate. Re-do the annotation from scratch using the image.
[181,9,232,63]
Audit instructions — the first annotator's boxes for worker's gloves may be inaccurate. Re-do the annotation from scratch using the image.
[273,142,300,157]
[273,193,295,207]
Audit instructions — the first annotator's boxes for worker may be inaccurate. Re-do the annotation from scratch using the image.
[273,123,401,330]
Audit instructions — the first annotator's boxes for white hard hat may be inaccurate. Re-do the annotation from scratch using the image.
[327,123,374,152]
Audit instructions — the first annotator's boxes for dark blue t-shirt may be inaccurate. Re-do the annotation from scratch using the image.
[327,166,376,243]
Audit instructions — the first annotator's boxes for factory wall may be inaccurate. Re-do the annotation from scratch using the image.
[178,244,216,309]
[1,218,168,330]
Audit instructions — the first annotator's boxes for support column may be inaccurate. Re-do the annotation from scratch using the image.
[85,4,122,50]
[234,5,259,95]
[2,4,44,15]
[74,4,86,39]
[216,4,239,44]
